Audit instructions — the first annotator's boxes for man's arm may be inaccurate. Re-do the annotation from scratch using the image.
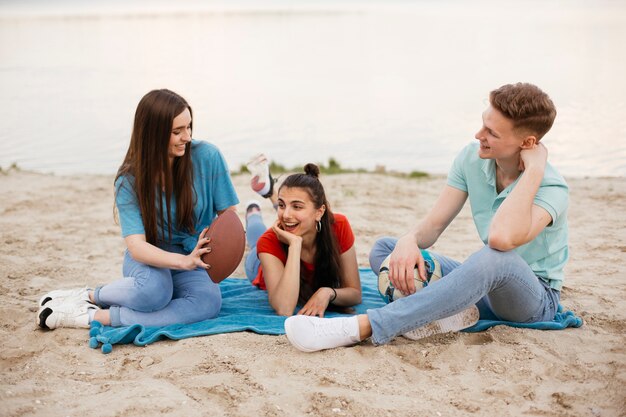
[489,144,552,251]
[389,185,468,294]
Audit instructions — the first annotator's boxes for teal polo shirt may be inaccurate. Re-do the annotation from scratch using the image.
[447,143,569,290]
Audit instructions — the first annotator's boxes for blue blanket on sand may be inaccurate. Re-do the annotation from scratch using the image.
[88,268,582,354]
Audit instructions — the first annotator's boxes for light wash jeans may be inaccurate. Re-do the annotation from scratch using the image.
[367,237,560,345]
[93,243,222,327]
[244,212,267,282]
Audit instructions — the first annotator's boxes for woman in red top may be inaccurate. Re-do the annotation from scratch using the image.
[245,161,361,316]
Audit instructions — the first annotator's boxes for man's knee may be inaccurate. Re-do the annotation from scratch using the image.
[474,245,522,269]
[369,236,397,274]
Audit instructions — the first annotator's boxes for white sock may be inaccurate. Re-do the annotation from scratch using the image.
[88,308,96,323]
[347,316,361,341]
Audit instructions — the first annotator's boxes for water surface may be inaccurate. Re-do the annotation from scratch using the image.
[1,0,625,177]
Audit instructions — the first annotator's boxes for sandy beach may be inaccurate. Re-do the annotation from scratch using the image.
[1,168,625,417]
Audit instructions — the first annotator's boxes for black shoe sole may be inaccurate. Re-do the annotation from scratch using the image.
[38,307,52,330]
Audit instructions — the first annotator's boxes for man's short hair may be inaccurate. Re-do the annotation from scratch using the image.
[489,83,557,140]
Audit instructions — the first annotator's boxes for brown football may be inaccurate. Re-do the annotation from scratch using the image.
[201,210,246,283]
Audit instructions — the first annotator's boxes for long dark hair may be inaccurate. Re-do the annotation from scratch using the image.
[115,89,195,245]
[279,163,342,294]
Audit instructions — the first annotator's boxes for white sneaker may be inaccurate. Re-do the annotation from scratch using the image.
[246,154,274,198]
[245,199,262,215]
[402,305,479,341]
[38,287,91,307]
[284,315,361,352]
[37,302,98,330]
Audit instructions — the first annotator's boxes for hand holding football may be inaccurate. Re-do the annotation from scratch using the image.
[201,210,246,283]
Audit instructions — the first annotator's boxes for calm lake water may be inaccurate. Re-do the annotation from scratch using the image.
[1,0,625,177]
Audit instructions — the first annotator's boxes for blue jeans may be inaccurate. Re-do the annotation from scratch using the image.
[244,213,267,282]
[367,237,560,345]
[93,244,222,327]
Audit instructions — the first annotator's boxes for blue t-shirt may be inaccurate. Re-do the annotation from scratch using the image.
[447,142,569,290]
[115,139,239,254]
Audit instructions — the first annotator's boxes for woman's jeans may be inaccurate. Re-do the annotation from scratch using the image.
[244,213,267,282]
[367,237,560,345]
[93,243,222,327]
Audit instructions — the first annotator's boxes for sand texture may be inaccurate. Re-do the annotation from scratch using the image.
[1,169,625,417]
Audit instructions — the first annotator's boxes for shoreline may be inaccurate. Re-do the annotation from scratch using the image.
[2,163,625,180]
[1,170,625,416]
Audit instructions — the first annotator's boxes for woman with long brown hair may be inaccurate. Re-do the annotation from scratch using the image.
[37,89,239,329]
[245,161,361,317]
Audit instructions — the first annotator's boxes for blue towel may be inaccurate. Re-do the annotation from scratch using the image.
[88,268,582,353]
[463,305,583,332]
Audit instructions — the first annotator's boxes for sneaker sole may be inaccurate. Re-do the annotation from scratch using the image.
[37,306,53,330]
[402,305,479,341]
[39,295,53,307]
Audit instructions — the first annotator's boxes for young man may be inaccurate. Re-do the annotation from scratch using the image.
[284,83,569,352]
